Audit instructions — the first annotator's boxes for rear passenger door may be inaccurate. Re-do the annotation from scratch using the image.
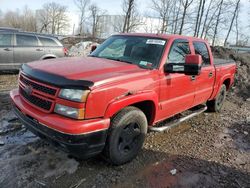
[14,34,44,66]
[38,36,63,58]
[192,41,215,106]
[0,33,14,70]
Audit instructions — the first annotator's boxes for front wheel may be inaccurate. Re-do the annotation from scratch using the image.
[207,84,227,112]
[103,106,147,165]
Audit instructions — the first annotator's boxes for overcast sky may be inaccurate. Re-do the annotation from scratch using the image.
[0,0,249,41]
[1,0,249,14]
[0,0,126,14]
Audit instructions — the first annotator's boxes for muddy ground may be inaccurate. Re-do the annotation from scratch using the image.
[0,51,250,188]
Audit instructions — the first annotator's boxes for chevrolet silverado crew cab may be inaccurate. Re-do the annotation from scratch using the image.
[10,33,236,165]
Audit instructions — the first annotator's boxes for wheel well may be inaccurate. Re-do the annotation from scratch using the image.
[43,57,56,60]
[132,100,156,125]
[223,78,231,90]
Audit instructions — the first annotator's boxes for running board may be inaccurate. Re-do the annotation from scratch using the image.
[149,105,207,132]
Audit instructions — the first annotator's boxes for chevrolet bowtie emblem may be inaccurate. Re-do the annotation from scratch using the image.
[24,85,33,96]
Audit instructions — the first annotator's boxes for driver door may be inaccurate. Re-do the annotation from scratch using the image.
[158,39,196,120]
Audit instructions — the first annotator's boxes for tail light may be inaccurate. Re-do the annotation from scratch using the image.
[63,47,68,56]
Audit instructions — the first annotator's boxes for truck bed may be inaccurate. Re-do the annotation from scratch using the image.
[214,58,236,66]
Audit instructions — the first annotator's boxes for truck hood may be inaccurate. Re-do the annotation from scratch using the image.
[25,57,147,88]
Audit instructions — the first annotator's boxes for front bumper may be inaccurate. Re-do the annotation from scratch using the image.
[10,89,110,158]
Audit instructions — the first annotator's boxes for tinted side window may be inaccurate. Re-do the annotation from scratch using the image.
[168,40,190,64]
[193,42,210,65]
[38,37,58,46]
[0,34,12,46]
[16,34,38,46]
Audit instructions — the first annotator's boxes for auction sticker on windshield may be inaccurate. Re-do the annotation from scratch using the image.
[146,39,166,45]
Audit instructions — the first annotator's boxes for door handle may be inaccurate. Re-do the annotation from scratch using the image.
[4,48,12,51]
[209,72,213,77]
[36,48,43,51]
[190,75,196,81]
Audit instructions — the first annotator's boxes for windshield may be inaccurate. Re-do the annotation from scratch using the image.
[90,35,167,69]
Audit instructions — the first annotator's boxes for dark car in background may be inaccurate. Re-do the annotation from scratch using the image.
[0,28,67,71]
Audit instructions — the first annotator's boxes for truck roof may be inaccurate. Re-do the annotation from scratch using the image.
[117,33,208,42]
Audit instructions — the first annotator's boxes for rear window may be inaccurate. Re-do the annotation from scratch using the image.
[193,42,210,66]
[38,37,58,46]
[16,34,38,46]
[0,34,12,46]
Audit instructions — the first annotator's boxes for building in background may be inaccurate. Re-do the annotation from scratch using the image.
[96,15,124,38]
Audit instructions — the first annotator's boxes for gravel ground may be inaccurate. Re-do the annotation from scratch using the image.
[0,51,249,188]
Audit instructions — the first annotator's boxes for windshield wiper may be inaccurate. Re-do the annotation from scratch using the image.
[88,54,99,58]
[103,57,134,65]
[90,56,152,69]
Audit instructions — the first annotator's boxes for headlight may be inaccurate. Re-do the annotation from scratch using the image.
[54,104,85,119]
[59,89,90,102]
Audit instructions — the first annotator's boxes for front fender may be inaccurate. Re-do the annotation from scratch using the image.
[104,91,159,121]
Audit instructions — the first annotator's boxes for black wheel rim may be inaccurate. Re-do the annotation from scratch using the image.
[118,123,141,154]
[217,89,226,108]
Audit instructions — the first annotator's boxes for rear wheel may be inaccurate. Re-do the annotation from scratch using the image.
[103,106,147,165]
[207,84,227,112]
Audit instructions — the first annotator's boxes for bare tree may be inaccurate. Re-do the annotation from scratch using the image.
[224,0,240,46]
[89,4,98,38]
[56,6,69,34]
[39,3,69,34]
[122,0,141,33]
[3,11,21,28]
[89,4,106,38]
[200,0,213,38]
[113,16,125,33]
[21,6,37,32]
[151,0,173,33]
[74,0,90,35]
[202,1,220,39]
[179,0,194,35]
[196,0,205,36]
[38,9,51,33]
[1,7,37,32]
[235,4,240,45]
[194,0,202,36]
[142,16,157,33]
[172,0,182,34]
[212,0,223,46]
[194,0,205,37]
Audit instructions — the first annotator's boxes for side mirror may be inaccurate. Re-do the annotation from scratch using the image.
[164,54,202,76]
[90,45,97,53]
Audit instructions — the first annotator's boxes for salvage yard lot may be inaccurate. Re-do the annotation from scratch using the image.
[0,50,250,187]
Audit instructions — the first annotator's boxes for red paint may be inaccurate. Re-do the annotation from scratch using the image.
[10,34,236,135]
[10,89,110,134]
[185,54,202,65]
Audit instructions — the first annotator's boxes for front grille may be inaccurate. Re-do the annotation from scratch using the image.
[20,87,52,111]
[20,74,57,96]
[19,73,58,112]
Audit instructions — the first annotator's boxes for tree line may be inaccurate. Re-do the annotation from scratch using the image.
[0,0,247,46]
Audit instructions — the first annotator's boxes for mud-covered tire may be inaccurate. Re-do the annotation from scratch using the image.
[207,84,227,112]
[103,106,147,165]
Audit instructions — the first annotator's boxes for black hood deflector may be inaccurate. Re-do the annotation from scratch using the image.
[21,64,94,89]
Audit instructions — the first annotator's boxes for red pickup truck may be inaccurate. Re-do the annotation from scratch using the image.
[10,33,236,165]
